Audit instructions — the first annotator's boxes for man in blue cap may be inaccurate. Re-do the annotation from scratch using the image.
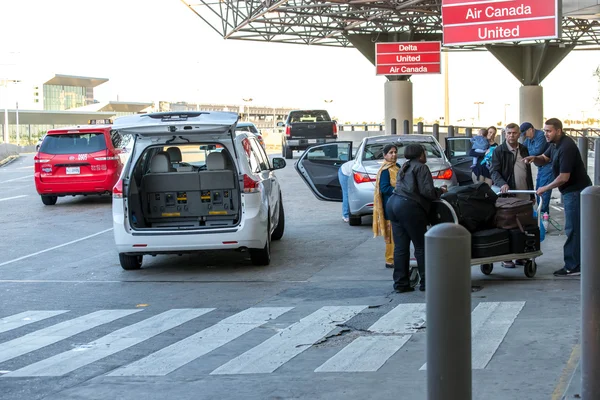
[520,122,553,216]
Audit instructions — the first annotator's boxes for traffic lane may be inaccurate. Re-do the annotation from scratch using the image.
[0,157,375,283]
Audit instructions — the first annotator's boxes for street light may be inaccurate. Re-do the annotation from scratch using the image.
[474,101,484,124]
[1,78,20,144]
[242,98,253,122]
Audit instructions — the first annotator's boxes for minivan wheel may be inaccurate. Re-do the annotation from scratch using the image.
[348,215,362,226]
[119,253,143,270]
[250,216,271,266]
[41,195,58,206]
[271,197,285,241]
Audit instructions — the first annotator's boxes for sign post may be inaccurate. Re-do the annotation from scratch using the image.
[375,41,441,76]
[441,0,560,46]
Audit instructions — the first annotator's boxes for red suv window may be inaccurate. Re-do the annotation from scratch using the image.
[40,132,107,155]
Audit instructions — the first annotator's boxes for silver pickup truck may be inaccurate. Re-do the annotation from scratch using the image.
[278,110,338,159]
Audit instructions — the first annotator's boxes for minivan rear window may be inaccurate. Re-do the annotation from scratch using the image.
[40,133,107,155]
[363,141,442,161]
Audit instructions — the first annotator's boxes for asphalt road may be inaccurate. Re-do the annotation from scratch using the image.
[0,153,582,400]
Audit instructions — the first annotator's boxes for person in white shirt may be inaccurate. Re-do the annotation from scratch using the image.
[338,160,354,222]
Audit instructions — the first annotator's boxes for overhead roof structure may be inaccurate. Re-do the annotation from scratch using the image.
[43,74,109,87]
[67,101,153,113]
[181,0,600,49]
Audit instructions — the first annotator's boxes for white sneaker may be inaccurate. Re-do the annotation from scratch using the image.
[343,217,349,223]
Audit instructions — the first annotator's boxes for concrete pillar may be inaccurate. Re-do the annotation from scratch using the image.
[519,85,543,128]
[384,80,413,135]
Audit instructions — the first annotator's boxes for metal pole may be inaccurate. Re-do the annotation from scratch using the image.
[448,125,455,138]
[579,136,589,172]
[595,138,600,186]
[426,223,472,400]
[403,119,410,135]
[581,186,600,398]
[417,122,424,135]
[15,101,19,146]
[433,123,440,141]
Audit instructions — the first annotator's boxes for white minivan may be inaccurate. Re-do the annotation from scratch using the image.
[111,111,286,270]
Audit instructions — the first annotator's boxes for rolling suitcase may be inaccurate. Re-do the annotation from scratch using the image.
[471,228,511,258]
[509,225,540,254]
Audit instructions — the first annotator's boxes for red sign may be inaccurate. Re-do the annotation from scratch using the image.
[375,41,441,76]
[442,0,559,46]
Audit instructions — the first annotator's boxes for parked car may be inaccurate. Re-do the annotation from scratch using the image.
[35,134,47,152]
[33,123,123,205]
[235,121,266,150]
[111,111,286,270]
[278,109,337,160]
[295,134,459,226]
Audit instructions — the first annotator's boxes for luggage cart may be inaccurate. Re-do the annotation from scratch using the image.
[430,190,543,278]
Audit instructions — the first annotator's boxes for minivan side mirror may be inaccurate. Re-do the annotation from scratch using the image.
[276,122,284,127]
[271,157,286,170]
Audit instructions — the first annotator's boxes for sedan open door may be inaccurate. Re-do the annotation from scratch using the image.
[445,137,474,185]
[295,141,353,202]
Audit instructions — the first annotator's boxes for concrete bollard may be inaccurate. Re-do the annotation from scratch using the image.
[578,136,588,172]
[391,119,397,135]
[595,138,600,186]
[465,127,472,138]
[403,119,410,135]
[433,124,440,141]
[448,125,455,138]
[417,122,424,135]
[426,223,472,400]
[581,186,600,399]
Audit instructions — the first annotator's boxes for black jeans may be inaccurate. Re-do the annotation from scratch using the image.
[386,194,428,289]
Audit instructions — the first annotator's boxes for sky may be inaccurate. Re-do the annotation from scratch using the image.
[0,0,599,125]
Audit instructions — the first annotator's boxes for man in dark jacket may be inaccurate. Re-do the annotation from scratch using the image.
[490,122,534,269]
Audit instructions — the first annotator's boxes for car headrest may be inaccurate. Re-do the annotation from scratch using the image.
[206,151,226,170]
[166,147,182,163]
[150,153,170,173]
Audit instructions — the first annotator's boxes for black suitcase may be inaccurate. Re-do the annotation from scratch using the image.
[509,225,540,254]
[471,228,510,259]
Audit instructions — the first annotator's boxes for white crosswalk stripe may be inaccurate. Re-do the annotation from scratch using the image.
[210,305,367,375]
[0,310,68,334]
[108,307,293,377]
[5,309,213,377]
[0,302,525,377]
[0,310,141,364]
[315,303,425,372]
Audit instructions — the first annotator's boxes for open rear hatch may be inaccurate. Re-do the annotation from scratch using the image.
[113,112,242,231]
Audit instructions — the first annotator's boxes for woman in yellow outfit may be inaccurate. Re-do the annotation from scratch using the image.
[373,144,400,269]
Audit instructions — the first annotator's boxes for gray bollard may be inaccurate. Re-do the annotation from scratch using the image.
[391,118,397,135]
[581,186,600,399]
[417,122,424,135]
[578,136,588,171]
[433,124,440,141]
[426,223,472,400]
[595,138,600,186]
[465,127,472,138]
[403,119,410,135]
[448,125,455,138]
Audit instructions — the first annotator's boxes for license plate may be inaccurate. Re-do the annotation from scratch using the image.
[66,167,80,175]
[308,139,317,144]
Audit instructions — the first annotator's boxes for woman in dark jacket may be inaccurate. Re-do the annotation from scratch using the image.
[386,144,447,293]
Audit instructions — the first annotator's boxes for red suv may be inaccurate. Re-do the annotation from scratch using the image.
[34,123,123,205]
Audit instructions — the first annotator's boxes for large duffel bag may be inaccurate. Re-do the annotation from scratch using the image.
[494,197,536,230]
[472,228,511,258]
[509,224,540,254]
[441,182,498,232]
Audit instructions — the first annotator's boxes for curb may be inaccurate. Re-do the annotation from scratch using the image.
[0,154,19,167]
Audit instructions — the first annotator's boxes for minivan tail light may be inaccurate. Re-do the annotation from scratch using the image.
[113,179,124,199]
[353,172,376,184]
[243,174,260,193]
[34,159,51,163]
[285,125,291,136]
[433,168,453,180]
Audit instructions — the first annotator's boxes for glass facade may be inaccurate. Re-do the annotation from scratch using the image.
[43,84,87,110]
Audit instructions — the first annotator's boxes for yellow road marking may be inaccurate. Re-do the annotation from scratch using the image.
[552,344,581,400]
